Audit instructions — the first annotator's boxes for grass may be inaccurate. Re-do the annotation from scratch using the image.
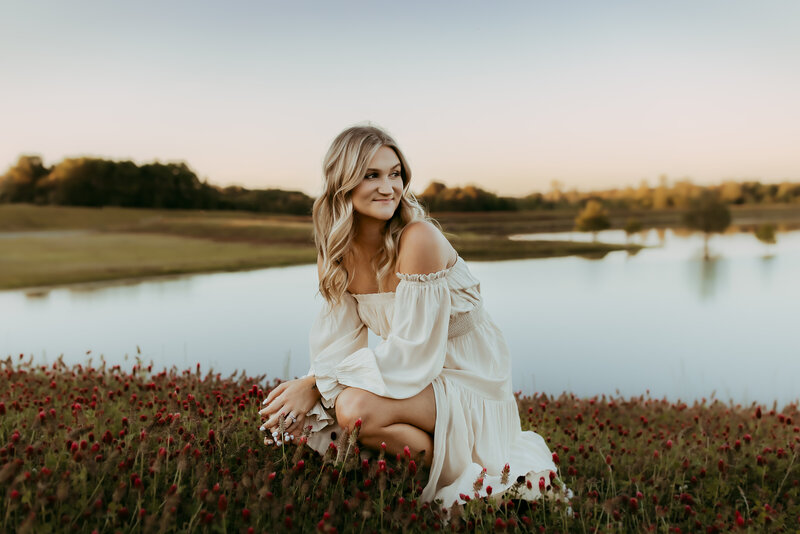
[0,205,642,290]
[0,233,315,290]
[1,355,798,532]
[435,205,800,235]
[0,204,309,232]
[450,233,631,261]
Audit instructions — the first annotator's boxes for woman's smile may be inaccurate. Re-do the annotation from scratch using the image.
[350,145,404,221]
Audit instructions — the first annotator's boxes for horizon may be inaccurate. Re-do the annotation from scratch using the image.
[2,1,799,197]
[5,152,798,200]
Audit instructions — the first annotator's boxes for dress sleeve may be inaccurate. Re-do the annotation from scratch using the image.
[306,292,369,409]
[309,268,451,405]
[372,269,451,398]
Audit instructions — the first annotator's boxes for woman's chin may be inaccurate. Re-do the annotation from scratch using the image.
[356,207,398,222]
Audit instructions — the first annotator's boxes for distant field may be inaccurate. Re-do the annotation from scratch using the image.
[0,232,316,290]
[435,204,800,234]
[0,204,311,236]
[0,204,653,290]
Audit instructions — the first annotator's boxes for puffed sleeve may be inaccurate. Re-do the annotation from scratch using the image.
[373,269,451,398]
[309,268,451,404]
[306,292,369,409]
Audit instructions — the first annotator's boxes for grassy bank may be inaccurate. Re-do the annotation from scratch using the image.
[0,233,315,290]
[0,205,642,290]
[435,204,800,235]
[1,356,797,532]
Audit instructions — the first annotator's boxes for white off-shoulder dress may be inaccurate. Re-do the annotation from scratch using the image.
[303,256,558,508]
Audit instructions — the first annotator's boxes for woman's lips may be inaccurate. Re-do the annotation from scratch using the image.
[373,199,393,202]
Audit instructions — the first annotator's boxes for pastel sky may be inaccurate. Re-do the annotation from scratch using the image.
[2,1,799,197]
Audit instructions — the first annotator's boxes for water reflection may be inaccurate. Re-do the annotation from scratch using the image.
[691,257,724,300]
[656,227,666,246]
[759,255,776,287]
[3,228,800,406]
[625,247,641,258]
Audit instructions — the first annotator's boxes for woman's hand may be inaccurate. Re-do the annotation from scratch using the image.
[258,375,319,445]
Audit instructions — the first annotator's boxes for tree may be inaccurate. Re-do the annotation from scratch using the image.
[421,181,446,197]
[574,200,611,241]
[634,179,652,208]
[418,182,515,212]
[652,186,669,210]
[720,181,744,204]
[683,191,731,260]
[776,182,800,203]
[624,217,642,242]
[672,179,697,209]
[754,223,777,255]
[546,179,564,204]
[0,155,50,203]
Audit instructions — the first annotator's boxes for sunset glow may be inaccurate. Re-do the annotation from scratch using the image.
[2,1,798,196]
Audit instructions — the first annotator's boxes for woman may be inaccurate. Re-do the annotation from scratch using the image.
[258,124,559,508]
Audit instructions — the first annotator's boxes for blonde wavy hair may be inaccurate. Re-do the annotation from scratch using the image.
[313,125,429,303]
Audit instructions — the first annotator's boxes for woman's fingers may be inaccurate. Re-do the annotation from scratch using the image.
[258,391,285,416]
[262,405,295,431]
[284,414,305,436]
[260,422,284,446]
[262,383,286,407]
[262,412,283,432]
[256,378,313,447]
[260,411,303,446]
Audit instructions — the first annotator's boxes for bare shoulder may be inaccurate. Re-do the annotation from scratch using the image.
[397,220,457,274]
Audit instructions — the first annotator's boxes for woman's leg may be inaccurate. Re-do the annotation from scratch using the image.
[359,423,433,466]
[335,384,436,467]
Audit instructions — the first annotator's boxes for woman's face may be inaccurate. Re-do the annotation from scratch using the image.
[351,145,403,222]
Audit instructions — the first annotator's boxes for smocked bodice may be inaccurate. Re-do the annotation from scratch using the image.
[349,256,481,339]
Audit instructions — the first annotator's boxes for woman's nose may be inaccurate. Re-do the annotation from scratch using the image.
[377,176,394,194]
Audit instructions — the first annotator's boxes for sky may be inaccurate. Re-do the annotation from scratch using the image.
[2,0,799,197]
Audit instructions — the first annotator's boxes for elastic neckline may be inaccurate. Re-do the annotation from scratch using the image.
[348,256,461,298]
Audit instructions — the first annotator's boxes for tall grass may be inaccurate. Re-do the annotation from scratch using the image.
[1,354,797,532]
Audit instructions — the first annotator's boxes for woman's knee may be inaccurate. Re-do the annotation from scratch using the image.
[335,388,374,431]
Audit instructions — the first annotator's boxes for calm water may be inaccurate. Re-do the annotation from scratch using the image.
[2,228,798,406]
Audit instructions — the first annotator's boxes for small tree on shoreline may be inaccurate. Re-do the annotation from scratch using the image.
[575,200,611,242]
[754,223,777,255]
[683,191,731,260]
[624,217,642,243]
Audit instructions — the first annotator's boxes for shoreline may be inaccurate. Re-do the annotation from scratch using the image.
[4,203,799,292]
[4,238,637,294]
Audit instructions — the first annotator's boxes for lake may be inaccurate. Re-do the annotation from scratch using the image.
[2,228,798,406]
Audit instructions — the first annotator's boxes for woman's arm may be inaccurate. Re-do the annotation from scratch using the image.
[364,220,455,397]
[259,255,367,442]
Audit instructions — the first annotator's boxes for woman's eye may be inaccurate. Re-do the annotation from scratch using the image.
[364,171,400,179]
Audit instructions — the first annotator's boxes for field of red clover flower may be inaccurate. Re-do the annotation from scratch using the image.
[1,353,798,533]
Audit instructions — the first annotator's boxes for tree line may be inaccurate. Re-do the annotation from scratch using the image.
[418,178,800,213]
[521,177,800,211]
[0,156,313,215]
[2,155,799,214]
